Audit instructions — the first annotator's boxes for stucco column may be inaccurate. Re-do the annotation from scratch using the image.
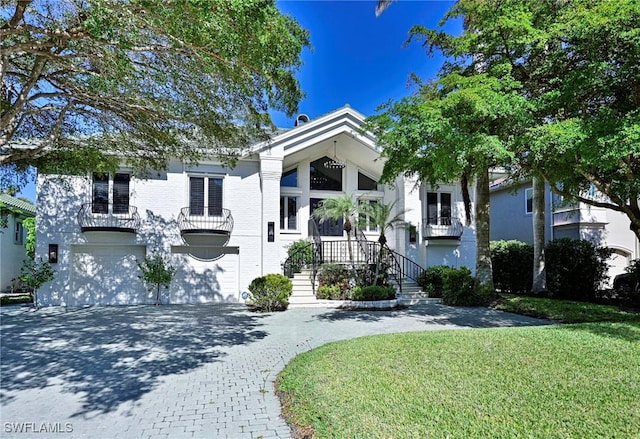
[259,154,283,275]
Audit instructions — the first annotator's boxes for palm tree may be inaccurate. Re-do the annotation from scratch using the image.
[313,194,360,270]
[361,200,408,285]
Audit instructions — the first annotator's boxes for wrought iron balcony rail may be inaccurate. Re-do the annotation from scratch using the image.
[177,207,234,235]
[422,217,463,239]
[77,203,141,233]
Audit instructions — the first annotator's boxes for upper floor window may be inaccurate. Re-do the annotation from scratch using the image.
[281,168,298,187]
[310,157,342,191]
[92,173,130,214]
[426,192,452,225]
[190,176,223,216]
[525,188,533,214]
[358,172,378,191]
[358,199,379,233]
[14,221,23,244]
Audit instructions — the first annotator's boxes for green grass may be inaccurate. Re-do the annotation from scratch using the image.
[492,294,640,323]
[0,294,33,306]
[277,323,640,438]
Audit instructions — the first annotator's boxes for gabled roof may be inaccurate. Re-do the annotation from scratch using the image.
[251,105,378,157]
[0,194,36,216]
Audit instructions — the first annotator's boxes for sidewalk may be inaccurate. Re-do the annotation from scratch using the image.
[0,301,549,438]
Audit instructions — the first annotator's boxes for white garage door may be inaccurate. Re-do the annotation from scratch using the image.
[170,252,240,303]
[70,244,147,306]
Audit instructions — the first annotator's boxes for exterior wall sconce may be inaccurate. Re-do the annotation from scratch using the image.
[267,222,275,242]
[409,225,417,244]
[48,244,59,263]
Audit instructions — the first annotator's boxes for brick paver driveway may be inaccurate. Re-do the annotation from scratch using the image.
[0,301,549,438]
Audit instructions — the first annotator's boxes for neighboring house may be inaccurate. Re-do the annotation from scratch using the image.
[0,194,35,292]
[490,177,640,286]
[36,105,477,306]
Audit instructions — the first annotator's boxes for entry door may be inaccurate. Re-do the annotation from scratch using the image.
[310,198,343,237]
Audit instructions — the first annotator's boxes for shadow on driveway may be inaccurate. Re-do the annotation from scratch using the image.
[0,305,268,418]
[314,300,552,328]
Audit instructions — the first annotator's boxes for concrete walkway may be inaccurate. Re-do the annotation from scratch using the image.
[0,301,550,439]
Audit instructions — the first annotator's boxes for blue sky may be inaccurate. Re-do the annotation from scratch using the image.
[18,0,460,202]
[271,0,460,127]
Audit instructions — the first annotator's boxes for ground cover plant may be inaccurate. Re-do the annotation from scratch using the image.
[277,321,640,438]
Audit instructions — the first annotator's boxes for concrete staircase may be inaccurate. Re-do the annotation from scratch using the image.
[288,270,428,308]
[395,279,429,305]
[288,269,330,308]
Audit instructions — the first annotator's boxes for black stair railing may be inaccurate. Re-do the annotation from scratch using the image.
[282,235,426,296]
[282,241,316,278]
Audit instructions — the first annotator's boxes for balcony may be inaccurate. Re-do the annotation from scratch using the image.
[423,217,463,240]
[177,207,234,235]
[77,203,141,233]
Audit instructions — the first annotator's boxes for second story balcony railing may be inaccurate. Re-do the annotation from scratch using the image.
[77,203,141,233]
[177,207,234,235]
[423,217,463,240]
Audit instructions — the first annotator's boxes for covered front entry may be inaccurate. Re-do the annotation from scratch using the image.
[70,244,148,306]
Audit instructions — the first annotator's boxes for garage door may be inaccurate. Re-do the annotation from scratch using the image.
[608,249,631,288]
[70,244,147,306]
[170,248,240,303]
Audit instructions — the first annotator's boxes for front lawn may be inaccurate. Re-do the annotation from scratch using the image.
[492,294,640,323]
[277,303,640,438]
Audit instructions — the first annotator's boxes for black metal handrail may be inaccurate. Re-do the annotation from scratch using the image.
[77,203,141,233]
[315,240,425,284]
[423,217,463,239]
[282,237,426,295]
[282,241,316,278]
[178,207,233,235]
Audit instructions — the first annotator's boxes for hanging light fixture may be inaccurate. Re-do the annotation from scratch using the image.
[324,140,346,169]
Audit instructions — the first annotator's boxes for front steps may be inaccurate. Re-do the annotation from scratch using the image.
[393,279,430,305]
[288,269,329,308]
[288,270,428,308]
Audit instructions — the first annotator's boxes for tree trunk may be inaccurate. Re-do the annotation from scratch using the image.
[531,175,547,295]
[474,168,495,296]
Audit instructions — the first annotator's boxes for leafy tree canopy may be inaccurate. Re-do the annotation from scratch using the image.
[0,0,310,188]
[426,0,640,237]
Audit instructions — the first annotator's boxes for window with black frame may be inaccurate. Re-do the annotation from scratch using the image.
[310,157,342,191]
[189,176,223,216]
[310,198,343,236]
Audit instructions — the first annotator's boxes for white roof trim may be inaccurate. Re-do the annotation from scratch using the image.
[251,106,379,158]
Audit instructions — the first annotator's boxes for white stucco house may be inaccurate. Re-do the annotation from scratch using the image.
[0,193,35,292]
[489,177,640,286]
[35,105,477,306]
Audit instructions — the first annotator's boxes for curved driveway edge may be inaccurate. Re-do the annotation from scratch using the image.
[0,301,550,439]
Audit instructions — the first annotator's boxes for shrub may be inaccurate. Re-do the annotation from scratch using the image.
[490,240,534,294]
[545,238,612,301]
[349,285,396,301]
[441,267,484,306]
[317,264,352,296]
[19,257,55,308]
[137,254,176,305]
[247,273,292,312]
[317,285,341,300]
[615,259,640,306]
[417,265,448,298]
[285,240,315,275]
